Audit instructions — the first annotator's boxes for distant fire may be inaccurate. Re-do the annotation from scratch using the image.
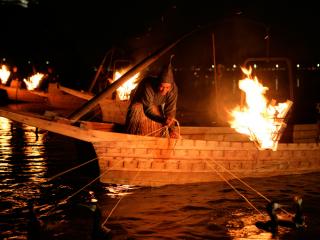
[113,69,140,100]
[0,65,11,85]
[229,67,292,151]
[23,73,45,90]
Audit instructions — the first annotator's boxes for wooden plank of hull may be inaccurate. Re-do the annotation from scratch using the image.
[47,83,87,109]
[58,85,130,124]
[93,136,320,186]
[58,85,94,100]
[99,98,129,124]
[0,107,162,142]
[0,84,47,103]
[0,107,319,187]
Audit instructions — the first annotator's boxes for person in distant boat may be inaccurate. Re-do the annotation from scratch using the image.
[6,65,23,87]
[38,66,59,91]
[125,56,179,138]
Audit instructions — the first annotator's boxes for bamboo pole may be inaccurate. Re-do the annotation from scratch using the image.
[68,31,195,122]
[88,48,113,92]
[212,33,218,119]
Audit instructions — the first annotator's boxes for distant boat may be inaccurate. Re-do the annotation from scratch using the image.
[0,80,47,103]
[58,84,129,124]
[46,83,88,110]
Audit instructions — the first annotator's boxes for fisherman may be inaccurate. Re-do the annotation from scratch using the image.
[6,65,23,87]
[38,66,59,91]
[125,56,179,138]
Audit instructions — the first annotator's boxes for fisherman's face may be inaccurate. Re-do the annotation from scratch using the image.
[159,83,171,96]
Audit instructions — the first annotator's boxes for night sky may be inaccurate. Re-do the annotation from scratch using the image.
[1,0,319,88]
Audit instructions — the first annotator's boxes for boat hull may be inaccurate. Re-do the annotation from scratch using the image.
[99,99,129,124]
[0,107,318,187]
[47,83,87,109]
[51,85,129,123]
[93,132,320,186]
[0,81,47,103]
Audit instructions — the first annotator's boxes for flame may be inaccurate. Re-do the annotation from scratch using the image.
[23,73,45,90]
[0,65,11,84]
[229,66,292,151]
[112,69,140,100]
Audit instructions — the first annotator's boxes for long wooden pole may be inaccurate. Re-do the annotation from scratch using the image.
[88,49,113,92]
[212,33,218,119]
[68,31,194,122]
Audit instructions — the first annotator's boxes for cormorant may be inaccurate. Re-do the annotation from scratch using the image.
[292,195,306,229]
[255,201,281,237]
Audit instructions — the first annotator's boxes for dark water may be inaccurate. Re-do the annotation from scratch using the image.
[1,114,320,240]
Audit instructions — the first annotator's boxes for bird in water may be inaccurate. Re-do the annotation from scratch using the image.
[255,201,281,237]
[292,195,307,229]
[266,201,281,236]
[256,196,307,236]
[78,190,112,240]
[26,200,45,240]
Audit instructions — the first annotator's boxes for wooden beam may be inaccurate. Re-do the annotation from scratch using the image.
[59,85,93,100]
[68,30,196,123]
[0,107,159,143]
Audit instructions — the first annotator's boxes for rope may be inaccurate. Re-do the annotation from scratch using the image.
[100,119,181,227]
[27,156,99,217]
[101,169,142,227]
[144,125,168,136]
[62,170,109,203]
[205,157,291,216]
[209,158,270,202]
[144,118,181,138]
[43,168,110,217]
[46,157,98,183]
[205,159,264,216]
[173,118,181,137]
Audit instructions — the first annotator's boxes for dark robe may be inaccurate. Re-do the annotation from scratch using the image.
[125,76,178,136]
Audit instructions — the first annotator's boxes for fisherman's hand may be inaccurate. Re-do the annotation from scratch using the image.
[165,117,175,127]
[169,131,181,139]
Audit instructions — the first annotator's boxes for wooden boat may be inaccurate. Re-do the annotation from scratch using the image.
[46,83,88,110]
[0,34,319,187]
[0,80,48,103]
[0,108,319,187]
[58,84,129,124]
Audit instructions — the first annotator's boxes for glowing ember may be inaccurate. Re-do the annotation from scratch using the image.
[113,69,140,100]
[229,66,292,151]
[0,65,11,85]
[23,73,45,90]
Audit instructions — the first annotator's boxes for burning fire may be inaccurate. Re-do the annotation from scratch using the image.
[229,66,292,151]
[113,69,140,100]
[0,65,11,85]
[23,73,45,90]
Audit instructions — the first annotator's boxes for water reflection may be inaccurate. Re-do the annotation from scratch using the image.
[227,211,292,239]
[0,115,320,239]
[105,184,140,198]
[0,117,47,184]
[0,117,12,157]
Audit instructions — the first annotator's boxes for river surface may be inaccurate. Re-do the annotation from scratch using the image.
[0,109,320,240]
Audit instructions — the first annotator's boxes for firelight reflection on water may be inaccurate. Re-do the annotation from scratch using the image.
[0,115,320,239]
[0,116,47,184]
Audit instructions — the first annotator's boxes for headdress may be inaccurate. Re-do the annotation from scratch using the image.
[159,55,175,84]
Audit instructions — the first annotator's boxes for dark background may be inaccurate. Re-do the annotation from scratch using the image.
[0,0,319,124]
[1,0,319,80]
